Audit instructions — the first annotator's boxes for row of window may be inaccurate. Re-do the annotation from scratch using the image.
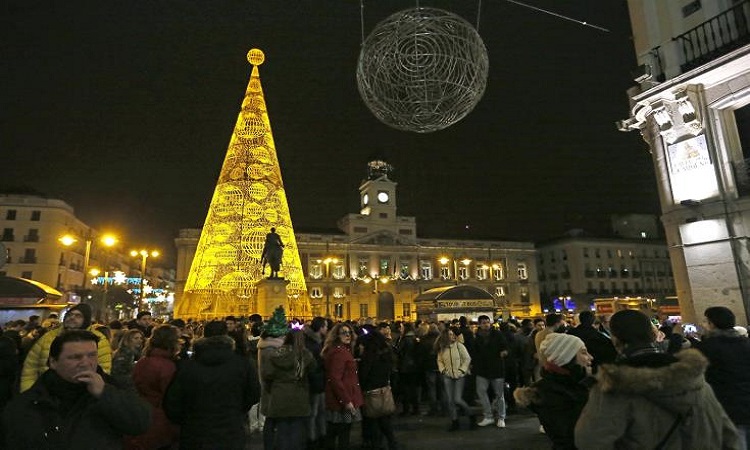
[1,228,39,242]
[307,258,529,281]
[3,210,42,221]
[543,278,675,293]
[539,247,669,263]
[308,284,511,299]
[314,303,413,319]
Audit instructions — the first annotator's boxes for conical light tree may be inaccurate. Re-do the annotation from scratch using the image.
[176,49,309,318]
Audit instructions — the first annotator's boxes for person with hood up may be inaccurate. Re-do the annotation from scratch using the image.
[575,309,739,449]
[164,320,260,450]
[514,333,594,449]
[20,303,112,392]
[264,328,316,450]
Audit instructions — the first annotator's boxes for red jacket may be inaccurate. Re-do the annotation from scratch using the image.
[324,345,364,411]
[126,348,179,450]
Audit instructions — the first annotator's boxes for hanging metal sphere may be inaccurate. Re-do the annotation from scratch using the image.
[357,7,489,133]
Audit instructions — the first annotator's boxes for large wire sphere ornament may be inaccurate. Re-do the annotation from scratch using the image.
[356,7,489,133]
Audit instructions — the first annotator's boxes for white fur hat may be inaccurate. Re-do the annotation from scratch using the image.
[734,326,748,337]
[540,333,586,367]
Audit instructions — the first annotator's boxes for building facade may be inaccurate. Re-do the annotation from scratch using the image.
[536,231,676,313]
[175,160,541,321]
[619,0,750,323]
[0,193,172,315]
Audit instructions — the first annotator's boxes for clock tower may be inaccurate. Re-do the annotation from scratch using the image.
[359,159,396,219]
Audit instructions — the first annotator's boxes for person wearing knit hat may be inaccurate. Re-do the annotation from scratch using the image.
[540,333,587,367]
[19,303,112,392]
[264,306,289,338]
[64,303,93,330]
[514,332,593,450]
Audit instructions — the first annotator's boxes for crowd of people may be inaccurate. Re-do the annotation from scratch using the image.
[0,302,747,449]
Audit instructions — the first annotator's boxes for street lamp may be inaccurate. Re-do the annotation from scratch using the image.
[131,249,159,312]
[317,257,338,317]
[58,233,118,290]
[438,256,472,284]
[362,275,388,292]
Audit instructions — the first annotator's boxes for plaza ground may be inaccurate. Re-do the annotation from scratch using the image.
[248,408,551,449]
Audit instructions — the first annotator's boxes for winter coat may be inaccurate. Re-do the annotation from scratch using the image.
[20,326,112,392]
[416,331,439,372]
[3,368,150,449]
[696,328,750,425]
[359,345,393,392]
[258,335,285,416]
[264,344,315,418]
[164,335,260,450]
[324,345,364,411]
[126,348,178,450]
[515,366,592,450]
[303,326,326,393]
[396,332,418,373]
[472,328,508,379]
[567,325,617,370]
[111,346,141,387]
[437,342,471,379]
[575,348,740,450]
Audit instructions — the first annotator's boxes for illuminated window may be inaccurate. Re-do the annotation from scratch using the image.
[617,249,623,258]
[520,286,529,303]
[332,263,346,280]
[358,257,368,278]
[476,265,488,280]
[309,263,322,279]
[402,303,411,318]
[379,258,389,276]
[333,287,345,298]
[458,265,469,280]
[420,261,433,280]
[440,266,451,280]
[399,262,410,279]
[359,303,369,318]
[310,287,323,298]
[495,286,506,297]
[334,303,344,318]
[517,263,528,280]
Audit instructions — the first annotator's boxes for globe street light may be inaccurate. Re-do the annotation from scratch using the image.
[58,233,118,290]
[131,249,159,312]
[362,275,388,292]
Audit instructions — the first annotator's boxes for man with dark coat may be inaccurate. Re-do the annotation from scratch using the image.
[225,315,248,356]
[303,316,328,448]
[696,306,750,449]
[567,310,617,372]
[473,315,509,428]
[164,320,260,450]
[127,311,153,338]
[3,330,150,448]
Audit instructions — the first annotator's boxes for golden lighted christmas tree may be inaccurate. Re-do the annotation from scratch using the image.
[175,49,309,318]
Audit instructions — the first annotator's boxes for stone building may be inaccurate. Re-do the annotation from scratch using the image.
[619,0,750,323]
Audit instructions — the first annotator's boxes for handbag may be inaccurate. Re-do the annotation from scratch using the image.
[363,385,396,418]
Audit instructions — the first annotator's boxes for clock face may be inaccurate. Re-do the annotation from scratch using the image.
[377,191,389,203]
[363,193,369,205]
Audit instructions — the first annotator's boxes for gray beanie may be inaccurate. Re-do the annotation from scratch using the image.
[540,333,585,367]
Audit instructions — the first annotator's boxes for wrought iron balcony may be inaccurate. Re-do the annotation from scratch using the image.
[677,0,750,72]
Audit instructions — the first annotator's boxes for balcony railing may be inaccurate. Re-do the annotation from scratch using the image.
[676,0,750,72]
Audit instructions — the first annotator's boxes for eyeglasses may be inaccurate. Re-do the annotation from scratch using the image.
[339,331,352,336]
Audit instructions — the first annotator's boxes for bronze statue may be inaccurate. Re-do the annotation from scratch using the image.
[261,227,284,279]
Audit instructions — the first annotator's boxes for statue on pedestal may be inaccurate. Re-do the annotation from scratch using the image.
[261,227,285,279]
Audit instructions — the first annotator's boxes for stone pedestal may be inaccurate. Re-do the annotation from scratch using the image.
[256,278,290,318]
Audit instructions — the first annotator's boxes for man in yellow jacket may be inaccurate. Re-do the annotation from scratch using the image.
[20,303,111,392]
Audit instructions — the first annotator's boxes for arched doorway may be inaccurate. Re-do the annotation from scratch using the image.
[377,291,395,320]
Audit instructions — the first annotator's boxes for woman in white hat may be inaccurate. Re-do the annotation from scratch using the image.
[514,333,593,449]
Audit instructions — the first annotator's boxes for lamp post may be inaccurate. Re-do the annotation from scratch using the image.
[131,249,159,312]
[59,233,117,290]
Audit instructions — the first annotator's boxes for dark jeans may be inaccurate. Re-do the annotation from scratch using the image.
[325,422,352,450]
[275,417,307,450]
[399,372,420,413]
[364,414,398,449]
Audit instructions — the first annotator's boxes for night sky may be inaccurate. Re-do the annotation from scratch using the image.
[1,0,659,266]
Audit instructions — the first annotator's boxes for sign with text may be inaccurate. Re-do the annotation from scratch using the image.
[436,299,495,309]
[667,134,719,203]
